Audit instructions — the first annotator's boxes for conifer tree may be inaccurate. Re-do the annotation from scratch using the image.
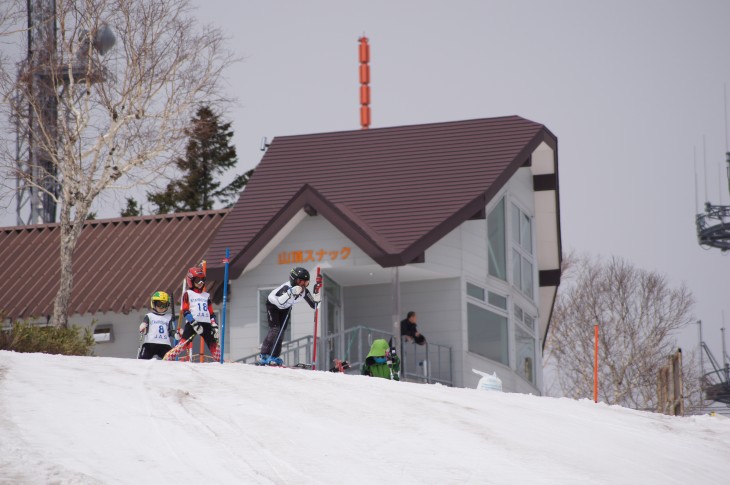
[148,106,251,213]
[120,197,141,217]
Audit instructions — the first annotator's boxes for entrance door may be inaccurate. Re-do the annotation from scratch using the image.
[321,274,343,368]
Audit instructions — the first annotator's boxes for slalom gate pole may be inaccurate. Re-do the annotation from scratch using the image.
[593,324,599,403]
[311,266,321,370]
[200,260,207,362]
[220,248,230,364]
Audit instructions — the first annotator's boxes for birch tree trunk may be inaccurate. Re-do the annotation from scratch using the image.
[0,0,235,326]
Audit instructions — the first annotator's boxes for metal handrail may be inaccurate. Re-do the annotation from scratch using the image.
[236,334,313,365]
[235,325,453,387]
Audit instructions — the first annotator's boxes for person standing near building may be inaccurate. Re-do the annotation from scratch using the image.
[400,311,426,345]
[259,267,321,366]
[163,267,220,362]
[138,291,175,359]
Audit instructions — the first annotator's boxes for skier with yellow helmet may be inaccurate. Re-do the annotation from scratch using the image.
[137,291,175,359]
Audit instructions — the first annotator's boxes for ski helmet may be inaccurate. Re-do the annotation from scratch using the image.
[186,267,206,288]
[150,291,170,310]
[289,267,310,285]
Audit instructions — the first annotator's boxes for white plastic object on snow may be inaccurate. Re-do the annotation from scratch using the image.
[472,369,502,392]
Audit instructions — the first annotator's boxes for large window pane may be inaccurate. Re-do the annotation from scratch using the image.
[521,257,533,298]
[488,199,506,280]
[468,303,508,366]
[515,325,535,384]
[511,203,521,246]
[259,289,291,344]
[521,212,532,253]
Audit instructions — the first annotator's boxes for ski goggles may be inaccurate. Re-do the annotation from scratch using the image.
[373,356,387,364]
[193,278,205,286]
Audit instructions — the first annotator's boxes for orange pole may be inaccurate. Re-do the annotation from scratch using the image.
[358,36,370,129]
[593,324,599,403]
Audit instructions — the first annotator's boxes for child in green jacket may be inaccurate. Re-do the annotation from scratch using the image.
[361,339,400,380]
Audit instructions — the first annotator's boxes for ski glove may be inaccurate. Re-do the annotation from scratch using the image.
[312,290,321,303]
[191,321,204,334]
[139,323,148,335]
[211,324,219,340]
[288,285,304,297]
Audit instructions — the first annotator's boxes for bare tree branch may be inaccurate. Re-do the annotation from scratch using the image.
[544,252,701,412]
[0,0,236,326]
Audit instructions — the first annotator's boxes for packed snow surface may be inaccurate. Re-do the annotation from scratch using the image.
[1,351,729,484]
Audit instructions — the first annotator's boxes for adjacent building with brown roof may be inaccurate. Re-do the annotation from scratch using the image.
[0,210,227,357]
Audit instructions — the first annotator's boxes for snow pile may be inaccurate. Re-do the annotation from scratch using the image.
[0,351,728,484]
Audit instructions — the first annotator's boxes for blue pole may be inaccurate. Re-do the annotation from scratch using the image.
[220,248,230,364]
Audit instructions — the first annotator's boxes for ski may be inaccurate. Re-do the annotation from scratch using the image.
[329,359,351,373]
[251,362,314,370]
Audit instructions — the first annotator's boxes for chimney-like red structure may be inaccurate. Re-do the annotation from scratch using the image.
[359,36,370,129]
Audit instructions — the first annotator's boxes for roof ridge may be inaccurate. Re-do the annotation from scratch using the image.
[273,115,534,141]
[1,209,230,233]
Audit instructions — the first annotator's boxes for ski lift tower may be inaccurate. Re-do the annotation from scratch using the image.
[694,150,730,410]
[696,152,730,251]
[14,0,114,225]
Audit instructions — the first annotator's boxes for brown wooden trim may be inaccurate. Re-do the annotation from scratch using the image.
[533,174,557,191]
[539,268,561,287]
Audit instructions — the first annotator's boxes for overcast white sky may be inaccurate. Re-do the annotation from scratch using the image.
[3,1,730,364]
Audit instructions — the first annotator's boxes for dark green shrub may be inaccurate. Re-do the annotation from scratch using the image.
[0,320,95,356]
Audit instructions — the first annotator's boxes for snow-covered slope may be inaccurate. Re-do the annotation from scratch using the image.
[0,351,728,485]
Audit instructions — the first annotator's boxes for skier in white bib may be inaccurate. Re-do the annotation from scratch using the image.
[163,267,220,362]
[138,291,175,359]
[259,267,321,365]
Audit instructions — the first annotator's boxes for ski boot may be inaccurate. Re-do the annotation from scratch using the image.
[270,356,284,366]
[257,353,273,365]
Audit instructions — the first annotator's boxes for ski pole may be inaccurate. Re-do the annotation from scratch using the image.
[220,248,230,364]
[269,308,292,363]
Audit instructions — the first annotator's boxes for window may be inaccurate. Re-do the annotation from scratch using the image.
[468,303,508,366]
[259,289,291,345]
[487,291,507,310]
[514,303,536,384]
[511,203,534,298]
[93,324,113,343]
[515,325,535,384]
[467,282,485,301]
[488,198,506,280]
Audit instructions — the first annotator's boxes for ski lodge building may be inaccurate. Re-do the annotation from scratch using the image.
[0,115,561,393]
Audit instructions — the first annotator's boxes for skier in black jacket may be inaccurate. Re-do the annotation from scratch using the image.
[259,267,321,365]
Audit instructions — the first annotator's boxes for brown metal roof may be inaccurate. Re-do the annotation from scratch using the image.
[0,210,228,320]
[205,115,558,279]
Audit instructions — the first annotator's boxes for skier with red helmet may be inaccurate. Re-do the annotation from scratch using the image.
[259,266,321,365]
[163,266,220,362]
